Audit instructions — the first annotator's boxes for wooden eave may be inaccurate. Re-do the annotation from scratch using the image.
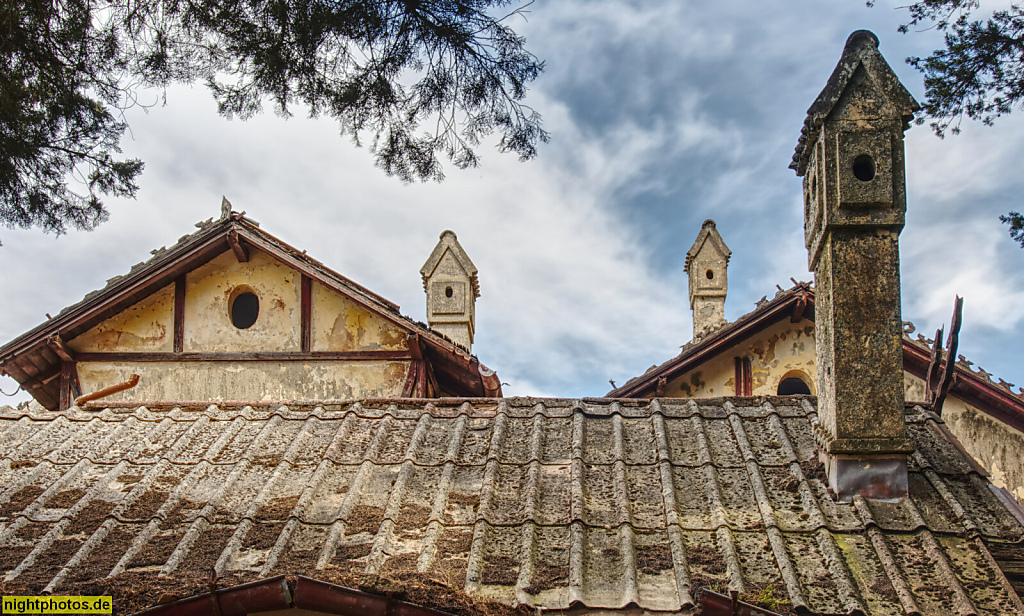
[609,284,1024,438]
[0,217,501,409]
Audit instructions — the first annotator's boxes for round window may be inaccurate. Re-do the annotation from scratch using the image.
[229,288,260,329]
[852,154,875,182]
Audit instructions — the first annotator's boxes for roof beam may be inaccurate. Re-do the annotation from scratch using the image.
[74,351,414,362]
[45,334,75,362]
[227,231,249,263]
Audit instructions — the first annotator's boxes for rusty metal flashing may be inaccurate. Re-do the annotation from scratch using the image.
[822,453,909,502]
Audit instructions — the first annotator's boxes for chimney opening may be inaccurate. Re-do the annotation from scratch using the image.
[229,288,260,329]
[445,286,454,298]
[705,269,714,280]
[852,154,876,181]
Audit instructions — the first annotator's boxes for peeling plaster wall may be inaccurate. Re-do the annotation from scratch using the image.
[68,284,174,352]
[663,319,817,398]
[310,281,408,352]
[184,249,300,352]
[76,361,409,401]
[904,373,1024,501]
[69,249,414,402]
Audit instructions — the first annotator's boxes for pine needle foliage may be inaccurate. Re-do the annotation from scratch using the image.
[881,0,1024,246]
[0,0,546,240]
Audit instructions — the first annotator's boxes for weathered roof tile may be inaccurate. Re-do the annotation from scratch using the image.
[2,397,1024,614]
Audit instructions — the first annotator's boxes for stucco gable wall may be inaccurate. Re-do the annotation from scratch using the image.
[68,284,175,353]
[76,360,408,401]
[66,248,412,402]
[184,249,300,352]
[663,319,817,398]
[310,281,408,352]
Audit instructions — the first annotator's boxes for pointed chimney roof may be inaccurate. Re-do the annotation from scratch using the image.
[790,30,920,176]
[684,219,731,272]
[420,230,480,298]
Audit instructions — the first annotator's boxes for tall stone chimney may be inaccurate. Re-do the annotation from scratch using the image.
[420,230,480,351]
[686,220,731,339]
[791,31,919,501]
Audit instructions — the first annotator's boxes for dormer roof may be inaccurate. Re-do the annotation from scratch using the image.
[790,30,921,176]
[419,230,480,298]
[684,219,731,272]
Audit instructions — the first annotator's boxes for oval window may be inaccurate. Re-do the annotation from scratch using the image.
[230,290,260,329]
[852,154,875,182]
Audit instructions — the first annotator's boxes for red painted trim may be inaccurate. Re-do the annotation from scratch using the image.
[904,342,1024,434]
[173,275,185,353]
[735,357,743,396]
[612,289,809,398]
[301,274,312,353]
[402,359,420,397]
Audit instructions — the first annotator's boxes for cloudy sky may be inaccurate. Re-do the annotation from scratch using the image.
[3,0,1023,402]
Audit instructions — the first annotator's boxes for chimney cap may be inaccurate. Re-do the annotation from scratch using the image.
[685,219,731,272]
[790,30,920,176]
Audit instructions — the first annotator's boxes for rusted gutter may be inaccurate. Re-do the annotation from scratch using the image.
[74,373,139,406]
[133,576,290,616]
[131,575,453,616]
[293,576,454,616]
[479,362,501,397]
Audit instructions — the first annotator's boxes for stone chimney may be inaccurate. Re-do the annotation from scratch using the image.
[685,220,731,339]
[791,31,919,501]
[420,230,480,351]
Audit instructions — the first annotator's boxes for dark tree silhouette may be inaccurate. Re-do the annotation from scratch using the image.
[886,0,1024,245]
[0,0,546,240]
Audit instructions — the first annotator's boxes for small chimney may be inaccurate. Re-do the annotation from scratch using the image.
[685,220,731,339]
[791,31,919,501]
[420,230,480,351]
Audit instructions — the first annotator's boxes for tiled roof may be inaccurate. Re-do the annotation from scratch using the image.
[2,397,1023,615]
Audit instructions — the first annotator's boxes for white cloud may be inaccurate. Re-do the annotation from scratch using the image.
[3,0,1024,404]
